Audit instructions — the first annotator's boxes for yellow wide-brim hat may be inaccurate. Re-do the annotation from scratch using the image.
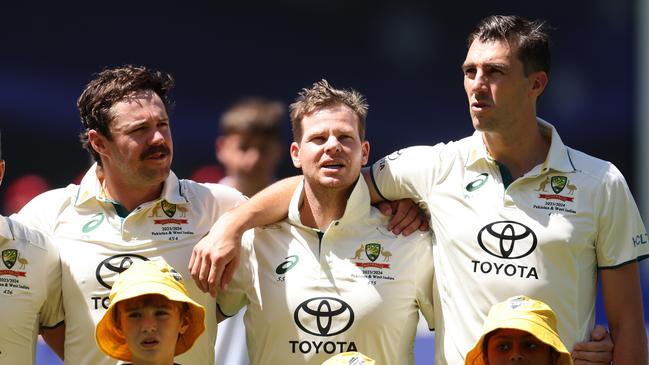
[95,260,206,361]
[465,295,573,365]
[322,351,377,365]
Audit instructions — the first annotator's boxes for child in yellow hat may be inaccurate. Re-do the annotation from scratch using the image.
[465,295,573,365]
[95,260,206,365]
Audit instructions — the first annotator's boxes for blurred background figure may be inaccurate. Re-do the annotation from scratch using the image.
[215,97,285,197]
[213,97,286,365]
[2,174,50,214]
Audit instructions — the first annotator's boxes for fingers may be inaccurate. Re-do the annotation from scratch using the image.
[590,325,609,342]
[387,200,418,234]
[376,201,393,217]
[221,256,240,291]
[572,325,613,365]
[208,255,224,298]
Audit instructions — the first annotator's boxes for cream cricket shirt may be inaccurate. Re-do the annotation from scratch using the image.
[217,177,435,365]
[15,164,245,365]
[371,119,649,365]
[0,216,63,365]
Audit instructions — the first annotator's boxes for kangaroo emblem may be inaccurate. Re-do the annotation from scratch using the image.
[536,177,550,192]
[352,244,364,260]
[177,206,188,217]
[148,205,162,217]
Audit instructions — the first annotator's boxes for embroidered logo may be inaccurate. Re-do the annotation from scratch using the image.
[276,255,299,275]
[82,213,105,233]
[2,249,17,269]
[350,243,391,269]
[550,176,568,194]
[152,201,188,225]
[536,176,577,203]
[466,173,489,192]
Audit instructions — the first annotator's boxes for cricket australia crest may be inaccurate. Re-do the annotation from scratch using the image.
[2,249,17,269]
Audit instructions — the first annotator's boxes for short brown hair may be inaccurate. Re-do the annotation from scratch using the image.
[220,98,285,138]
[289,79,368,142]
[467,15,552,76]
[77,65,175,165]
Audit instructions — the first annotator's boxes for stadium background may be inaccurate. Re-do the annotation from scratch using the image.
[0,1,647,363]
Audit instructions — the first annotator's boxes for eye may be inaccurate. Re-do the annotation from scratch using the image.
[309,136,326,144]
[463,67,476,77]
[127,311,142,319]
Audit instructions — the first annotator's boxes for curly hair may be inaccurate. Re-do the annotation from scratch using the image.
[77,65,175,165]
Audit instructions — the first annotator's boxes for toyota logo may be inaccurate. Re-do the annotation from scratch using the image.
[294,297,354,336]
[96,254,149,289]
[477,221,537,259]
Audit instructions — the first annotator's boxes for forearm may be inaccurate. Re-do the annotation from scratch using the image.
[227,175,302,233]
[601,262,648,364]
[41,324,65,360]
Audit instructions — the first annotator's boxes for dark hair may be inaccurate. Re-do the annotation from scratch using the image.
[467,15,552,76]
[0,128,2,160]
[220,97,285,138]
[77,65,175,165]
[289,79,368,142]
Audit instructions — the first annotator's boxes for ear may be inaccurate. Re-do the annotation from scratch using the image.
[88,129,109,160]
[529,71,548,98]
[178,312,191,335]
[360,140,370,166]
[290,142,301,169]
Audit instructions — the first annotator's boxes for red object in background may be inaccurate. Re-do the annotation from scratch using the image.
[2,174,51,214]
[190,165,226,184]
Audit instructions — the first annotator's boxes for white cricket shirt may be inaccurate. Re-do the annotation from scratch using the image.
[15,164,245,365]
[0,216,63,365]
[217,177,435,364]
[371,119,649,365]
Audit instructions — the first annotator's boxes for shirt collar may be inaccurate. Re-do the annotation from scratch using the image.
[74,163,187,208]
[288,176,371,229]
[465,118,575,174]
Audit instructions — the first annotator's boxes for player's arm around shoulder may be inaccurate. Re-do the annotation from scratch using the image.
[189,176,302,297]
[214,228,256,324]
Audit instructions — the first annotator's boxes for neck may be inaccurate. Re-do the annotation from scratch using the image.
[299,183,352,230]
[98,167,163,212]
[482,117,550,179]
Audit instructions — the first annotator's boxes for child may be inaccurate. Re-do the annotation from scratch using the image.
[95,260,206,365]
[465,295,573,365]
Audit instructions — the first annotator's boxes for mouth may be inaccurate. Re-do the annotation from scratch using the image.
[470,100,491,111]
[141,146,171,161]
[140,338,160,348]
[320,161,345,170]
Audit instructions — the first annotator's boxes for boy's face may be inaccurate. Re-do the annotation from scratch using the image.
[216,132,282,180]
[486,328,556,365]
[117,294,189,364]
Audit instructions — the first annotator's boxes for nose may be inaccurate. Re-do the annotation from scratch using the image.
[141,314,157,333]
[150,128,167,145]
[324,135,342,154]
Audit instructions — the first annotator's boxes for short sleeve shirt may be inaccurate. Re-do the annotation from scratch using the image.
[15,164,245,365]
[217,177,435,365]
[370,120,649,364]
[0,216,63,365]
